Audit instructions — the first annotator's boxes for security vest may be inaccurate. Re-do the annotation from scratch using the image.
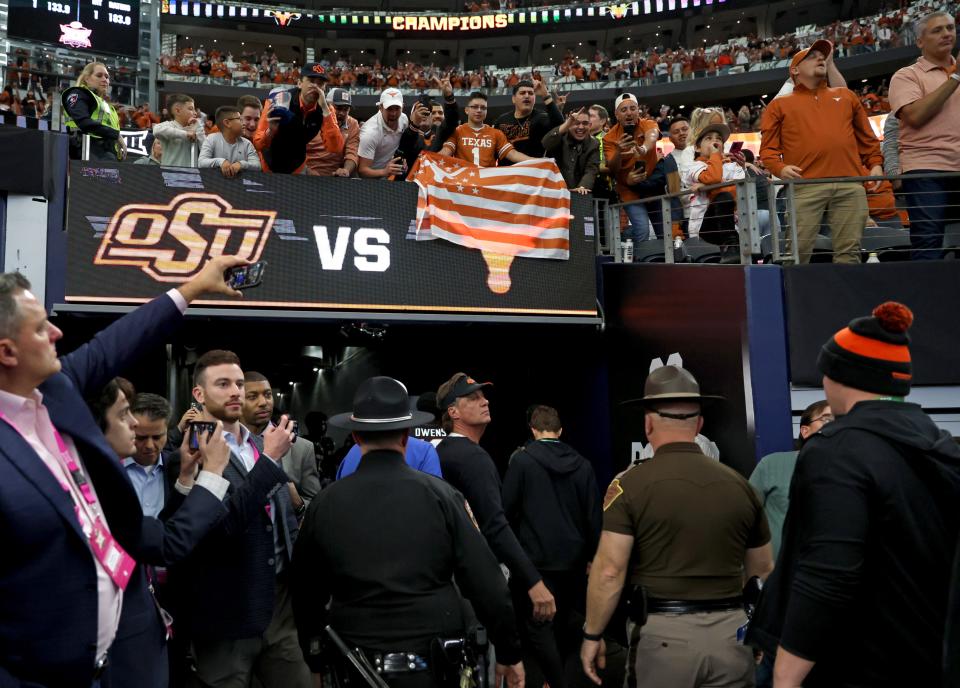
[63,86,120,139]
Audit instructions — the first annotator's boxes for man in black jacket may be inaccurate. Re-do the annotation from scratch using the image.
[503,405,602,688]
[542,109,600,194]
[435,373,558,626]
[748,302,960,688]
[494,79,563,160]
[291,377,525,688]
[255,63,342,174]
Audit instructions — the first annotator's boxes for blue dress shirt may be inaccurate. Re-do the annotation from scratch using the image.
[337,437,443,480]
[121,454,167,518]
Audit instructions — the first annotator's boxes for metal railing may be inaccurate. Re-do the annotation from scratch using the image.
[601,171,960,265]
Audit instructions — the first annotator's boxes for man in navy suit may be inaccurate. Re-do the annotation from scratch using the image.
[0,256,247,688]
[165,350,309,688]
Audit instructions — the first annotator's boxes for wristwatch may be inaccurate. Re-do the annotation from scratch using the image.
[582,626,603,642]
[950,73,960,84]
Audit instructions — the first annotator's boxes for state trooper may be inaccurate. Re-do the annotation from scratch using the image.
[580,365,774,688]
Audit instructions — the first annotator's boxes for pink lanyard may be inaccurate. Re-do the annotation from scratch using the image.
[0,408,136,590]
[0,410,94,504]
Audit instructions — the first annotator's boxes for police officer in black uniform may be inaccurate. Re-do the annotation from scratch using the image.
[290,377,526,688]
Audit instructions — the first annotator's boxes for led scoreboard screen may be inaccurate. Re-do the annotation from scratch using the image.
[7,0,141,58]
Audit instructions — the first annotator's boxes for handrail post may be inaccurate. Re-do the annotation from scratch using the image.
[787,181,800,264]
[661,197,674,264]
[769,182,782,263]
[736,178,758,266]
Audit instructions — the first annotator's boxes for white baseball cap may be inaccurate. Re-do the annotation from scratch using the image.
[615,93,638,110]
[379,89,404,109]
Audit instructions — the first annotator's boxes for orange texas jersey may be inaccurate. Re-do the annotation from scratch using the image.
[443,124,514,167]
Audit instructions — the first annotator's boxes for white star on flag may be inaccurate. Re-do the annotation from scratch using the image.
[472,187,480,194]
[457,184,465,192]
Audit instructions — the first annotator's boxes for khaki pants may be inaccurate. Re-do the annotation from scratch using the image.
[190,579,312,688]
[785,182,866,264]
[626,610,754,688]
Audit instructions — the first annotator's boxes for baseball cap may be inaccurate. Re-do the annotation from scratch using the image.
[436,373,493,410]
[615,93,638,110]
[328,88,352,106]
[789,40,833,81]
[379,88,404,109]
[301,63,330,81]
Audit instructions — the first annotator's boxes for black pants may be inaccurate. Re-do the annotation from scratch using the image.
[510,570,585,688]
[699,191,739,249]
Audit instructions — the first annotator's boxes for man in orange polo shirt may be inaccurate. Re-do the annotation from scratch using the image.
[602,93,662,252]
[760,40,883,263]
[889,11,959,260]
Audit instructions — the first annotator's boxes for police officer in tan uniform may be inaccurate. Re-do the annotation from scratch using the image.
[580,366,774,688]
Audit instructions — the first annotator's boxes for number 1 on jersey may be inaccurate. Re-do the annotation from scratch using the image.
[472,147,480,166]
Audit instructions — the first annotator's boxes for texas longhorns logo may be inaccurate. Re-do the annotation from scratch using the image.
[94,193,275,282]
[269,10,301,26]
[608,3,630,19]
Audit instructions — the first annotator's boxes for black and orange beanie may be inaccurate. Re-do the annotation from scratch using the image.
[817,301,914,397]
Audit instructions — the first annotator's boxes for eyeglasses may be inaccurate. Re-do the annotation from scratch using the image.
[809,413,834,425]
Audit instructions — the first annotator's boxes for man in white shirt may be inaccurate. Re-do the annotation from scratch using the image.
[357,88,431,180]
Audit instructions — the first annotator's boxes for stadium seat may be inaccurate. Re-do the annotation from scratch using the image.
[683,236,721,263]
[861,225,911,261]
[943,223,960,258]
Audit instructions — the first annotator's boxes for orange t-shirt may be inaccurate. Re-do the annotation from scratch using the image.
[443,124,514,167]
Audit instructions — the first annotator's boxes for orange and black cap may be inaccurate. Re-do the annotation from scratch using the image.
[817,301,913,396]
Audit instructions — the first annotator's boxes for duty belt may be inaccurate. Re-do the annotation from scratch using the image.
[646,596,743,614]
[373,652,429,674]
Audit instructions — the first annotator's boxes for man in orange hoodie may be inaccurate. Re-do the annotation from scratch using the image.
[760,40,883,263]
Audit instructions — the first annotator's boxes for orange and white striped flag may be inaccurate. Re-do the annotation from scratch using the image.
[411,151,571,260]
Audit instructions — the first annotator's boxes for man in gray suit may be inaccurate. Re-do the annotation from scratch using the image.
[242,371,321,515]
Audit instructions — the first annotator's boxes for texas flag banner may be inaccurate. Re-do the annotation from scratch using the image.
[411,151,572,261]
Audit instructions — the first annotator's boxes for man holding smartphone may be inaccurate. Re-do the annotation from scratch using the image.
[602,94,663,254]
[165,349,311,687]
[357,88,432,180]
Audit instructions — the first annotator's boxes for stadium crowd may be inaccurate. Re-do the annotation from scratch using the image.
[66,6,957,263]
[155,1,924,91]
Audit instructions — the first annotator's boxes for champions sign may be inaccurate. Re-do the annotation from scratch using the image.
[62,163,598,321]
[391,13,508,31]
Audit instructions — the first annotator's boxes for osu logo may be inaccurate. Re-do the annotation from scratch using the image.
[94,193,276,283]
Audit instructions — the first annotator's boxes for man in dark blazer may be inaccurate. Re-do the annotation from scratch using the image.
[241,370,321,511]
[164,351,310,688]
[0,256,246,688]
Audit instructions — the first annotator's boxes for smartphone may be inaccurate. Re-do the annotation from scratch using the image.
[729,141,744,155]
[289,420,300,441]
[633,160,647,174]
[417,93,433,109]
[190,400,202,413]
[224,261,266,290]
[188,421,217,451]
[623,123,636,136]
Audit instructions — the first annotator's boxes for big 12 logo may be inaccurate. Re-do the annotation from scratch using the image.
[94,193,276,282]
